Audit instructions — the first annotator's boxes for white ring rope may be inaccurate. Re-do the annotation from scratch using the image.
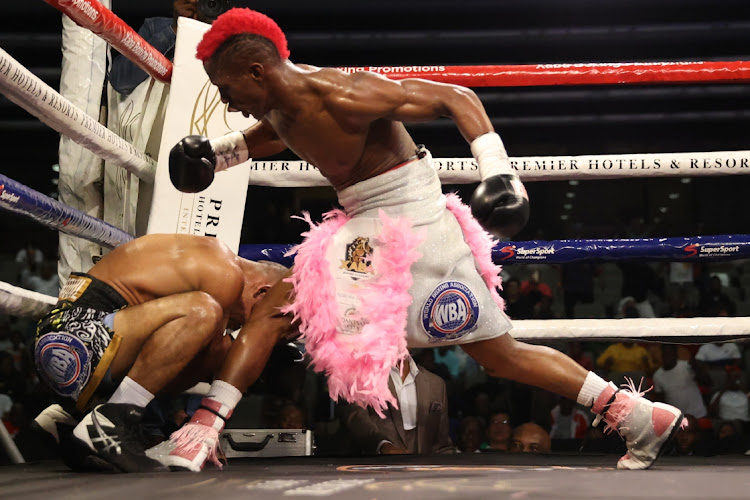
[0,281,56,318]
[0,47,156,182]
[246,150,750,187]
[511,317,750,341]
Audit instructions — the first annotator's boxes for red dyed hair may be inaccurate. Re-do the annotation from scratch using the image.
[196,8,290,62]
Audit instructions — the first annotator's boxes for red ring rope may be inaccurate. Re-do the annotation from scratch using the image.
[338,61,750,87]
[44,0,172,83]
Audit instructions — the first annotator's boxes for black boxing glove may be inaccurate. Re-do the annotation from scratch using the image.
[469,132,529,238]
[169,131,249,193]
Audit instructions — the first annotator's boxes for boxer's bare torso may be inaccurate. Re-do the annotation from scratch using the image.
[87,234,262,322]
[205,59,491,190]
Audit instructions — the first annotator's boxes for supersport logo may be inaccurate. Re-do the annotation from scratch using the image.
[682,243,741,258]
[498,245,516,261]
[683,244,699,258]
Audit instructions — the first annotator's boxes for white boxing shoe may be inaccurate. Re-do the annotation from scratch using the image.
[591,378,684,470]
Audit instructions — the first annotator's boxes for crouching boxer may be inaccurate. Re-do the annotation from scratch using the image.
[32,234,288,472]
[159,8,684,472]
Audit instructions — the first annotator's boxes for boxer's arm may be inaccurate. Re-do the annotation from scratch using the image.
[242,118,288,158]
[334,72,494,141]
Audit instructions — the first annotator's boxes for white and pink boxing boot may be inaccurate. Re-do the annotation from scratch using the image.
[592,378,685,470]
[147,398,232,472]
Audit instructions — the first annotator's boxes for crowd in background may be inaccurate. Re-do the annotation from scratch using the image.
[2,235,750,463]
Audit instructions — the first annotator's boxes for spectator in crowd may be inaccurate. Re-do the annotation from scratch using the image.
[456,416,484,453]
[708,368,750,427]
[15,241,44,285]
[519,269,553,314]
[615,295,655,319]
[698,275,737,317]
[277,400,307,429]
[23,261,59,298]
[652,344,710,419]
[695,341,743,368]
[596,341,654,386]
[549,397,589,440]
[695,341,743,389]
[664,288,696,318]
[109,0,228,95]
[501,277,533,320]
[712,419,747,455]
[337,354,453,455]
[509,422,552,453]
[480,409,512,451]
[667,414,710,457]
[3,329,30,373]
[532,292,561,319]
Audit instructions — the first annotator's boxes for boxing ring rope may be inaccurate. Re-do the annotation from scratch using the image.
[0,173,133,249]
[240,234,750,267]
[245,151,750,187]
[0,281,56,318]
[43,0,172,84]
[337,61,750,87]
[0,47,156,182]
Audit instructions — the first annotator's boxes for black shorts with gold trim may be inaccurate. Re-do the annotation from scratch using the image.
[35,273,128,411]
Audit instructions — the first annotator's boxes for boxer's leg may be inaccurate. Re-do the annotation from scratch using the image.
[73,291,226,473]
[160,333,233,396]
[148,271,296,472]
[109,291,226,392]
[461,334,683,469]
[460,333,588,400]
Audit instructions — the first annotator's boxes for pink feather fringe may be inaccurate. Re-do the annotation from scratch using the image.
[444,193,505,309]
[282,209,424,417]
[169,423,223,469]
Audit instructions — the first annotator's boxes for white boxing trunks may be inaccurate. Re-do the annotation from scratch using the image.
[285,148,512,411]
[335,152,512,347]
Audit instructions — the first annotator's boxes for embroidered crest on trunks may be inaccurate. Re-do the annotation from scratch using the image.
[35,332,92,399]
[421,281,480,341]
[35,306,114,400]
[59,274,92,302]
[340,236,374,275]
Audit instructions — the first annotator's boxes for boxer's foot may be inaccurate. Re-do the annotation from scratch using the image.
[592,379,684,470]
[73,403,167,473]
[146,399,231,472]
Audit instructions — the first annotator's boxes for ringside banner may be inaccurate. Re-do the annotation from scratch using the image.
[147,17,254,252]
[244,151,750,187]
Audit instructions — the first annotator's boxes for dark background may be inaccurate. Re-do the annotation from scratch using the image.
[2,0,750,256]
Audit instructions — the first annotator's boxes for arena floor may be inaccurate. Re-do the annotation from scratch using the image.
[3,453,750,499]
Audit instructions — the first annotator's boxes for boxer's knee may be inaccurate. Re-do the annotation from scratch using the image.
[183,291,224,336]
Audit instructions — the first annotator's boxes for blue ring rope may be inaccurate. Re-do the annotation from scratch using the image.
[239,234,750,266]
[0,173,133,249]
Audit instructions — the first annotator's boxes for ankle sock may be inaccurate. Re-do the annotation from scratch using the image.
[206,379,242,410]
[108,376,154,408]
[576,371,610,407]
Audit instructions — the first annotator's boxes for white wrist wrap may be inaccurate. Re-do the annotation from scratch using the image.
[210,131,249,172]
[470,132,512,180]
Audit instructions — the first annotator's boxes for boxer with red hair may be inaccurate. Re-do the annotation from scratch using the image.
[162,7,684,473]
